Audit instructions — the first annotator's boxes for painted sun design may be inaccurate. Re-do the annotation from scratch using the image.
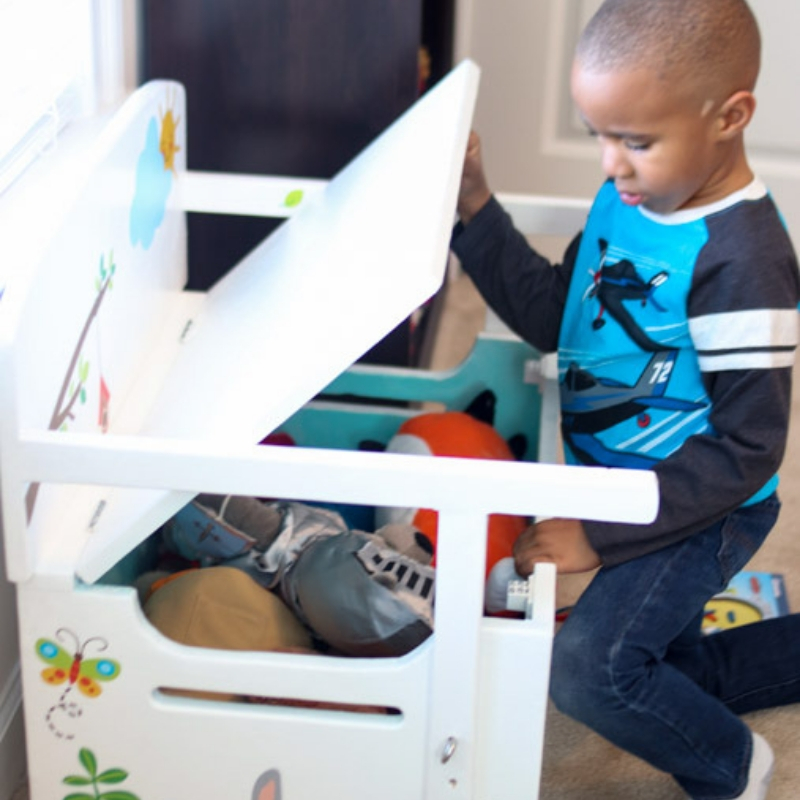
[158,90,181,172]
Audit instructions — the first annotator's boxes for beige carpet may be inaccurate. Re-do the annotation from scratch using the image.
[430,267,800,800]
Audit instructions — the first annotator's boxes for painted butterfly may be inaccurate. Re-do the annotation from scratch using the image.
[35,629,121,698]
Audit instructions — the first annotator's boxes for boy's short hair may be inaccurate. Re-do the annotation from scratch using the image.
[576,0,761,98]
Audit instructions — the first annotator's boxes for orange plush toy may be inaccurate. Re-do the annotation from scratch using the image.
[376,411,527,582]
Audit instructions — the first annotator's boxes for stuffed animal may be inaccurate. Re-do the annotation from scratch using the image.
[154,395,529,652]
[141,565,398,710]
[375,410,528,582]
[159,495,435,658]
[142,565,316,701]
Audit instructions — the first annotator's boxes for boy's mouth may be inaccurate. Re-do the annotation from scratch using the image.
[618,189,644,206]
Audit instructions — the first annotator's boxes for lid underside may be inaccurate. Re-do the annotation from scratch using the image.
[73,61,480,582]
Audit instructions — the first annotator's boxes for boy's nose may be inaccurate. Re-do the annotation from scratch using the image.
[600,141,632,179]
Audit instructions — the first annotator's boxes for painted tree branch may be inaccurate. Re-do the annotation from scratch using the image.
[25,257,114,522]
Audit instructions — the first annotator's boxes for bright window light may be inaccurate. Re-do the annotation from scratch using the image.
[0,0,94,193]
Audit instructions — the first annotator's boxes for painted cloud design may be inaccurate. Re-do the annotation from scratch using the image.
[129,117,173,249]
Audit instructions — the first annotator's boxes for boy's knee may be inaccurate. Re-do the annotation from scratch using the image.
[549,625,607,718]
[550,625,617,723]
[550,621,656,725]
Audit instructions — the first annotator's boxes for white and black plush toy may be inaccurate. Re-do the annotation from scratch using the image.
[161,495,435,657]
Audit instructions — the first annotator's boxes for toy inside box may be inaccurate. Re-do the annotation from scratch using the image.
[0,62,658,800]
[120,337,546,661]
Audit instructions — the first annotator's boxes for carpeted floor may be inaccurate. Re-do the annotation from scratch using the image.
[430,266,800,800]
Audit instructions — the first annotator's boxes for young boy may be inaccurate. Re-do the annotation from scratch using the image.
[452,1,800,798]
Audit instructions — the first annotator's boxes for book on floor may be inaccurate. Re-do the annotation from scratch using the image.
[703,571,790,634]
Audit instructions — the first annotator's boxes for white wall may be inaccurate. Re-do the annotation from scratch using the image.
[456,0,800,248]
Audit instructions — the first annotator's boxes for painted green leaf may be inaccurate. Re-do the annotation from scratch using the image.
[284,189,304,208]
[63,793,94,800]
[80,388,87,404]
[79,748,97,778]
[97,791,140,800]
[79,361,90,382]
[62,776,92,785]
[95,278,101,292]
[97,769,128,784]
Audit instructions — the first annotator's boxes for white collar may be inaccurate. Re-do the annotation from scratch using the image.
[638,177,767,225]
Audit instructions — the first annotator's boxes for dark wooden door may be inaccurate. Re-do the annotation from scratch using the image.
[141,1,455,364]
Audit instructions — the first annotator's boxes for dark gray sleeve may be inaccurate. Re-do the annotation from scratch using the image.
[584,366,793,565]
[450,196,578,354]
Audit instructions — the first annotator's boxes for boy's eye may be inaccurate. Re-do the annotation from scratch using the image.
[585,128,651,152]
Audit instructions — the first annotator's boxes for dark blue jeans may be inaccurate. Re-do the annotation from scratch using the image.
[550,494,800,800]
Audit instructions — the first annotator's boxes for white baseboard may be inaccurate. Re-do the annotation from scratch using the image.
[0,664,26,800]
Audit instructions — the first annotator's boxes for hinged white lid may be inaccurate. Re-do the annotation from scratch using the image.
[0,61,480,583]
[147,61,479,442]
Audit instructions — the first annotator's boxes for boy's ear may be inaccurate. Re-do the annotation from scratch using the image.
[716,90,757,139]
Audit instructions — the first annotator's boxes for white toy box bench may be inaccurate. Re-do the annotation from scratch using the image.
[0,62,657,800]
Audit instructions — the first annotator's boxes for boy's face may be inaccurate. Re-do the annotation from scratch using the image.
[571,62,728,215]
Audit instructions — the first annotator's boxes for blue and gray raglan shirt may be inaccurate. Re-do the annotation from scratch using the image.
[451,178,799,565]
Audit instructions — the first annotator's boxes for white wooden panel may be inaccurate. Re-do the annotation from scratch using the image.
[179,170,327,218]
[18,432,658,527]
[0,80,188,583]
[145,60,480,442]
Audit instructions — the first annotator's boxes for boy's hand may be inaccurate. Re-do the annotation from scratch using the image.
[457,131,492,225]
[513,518,602,575]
